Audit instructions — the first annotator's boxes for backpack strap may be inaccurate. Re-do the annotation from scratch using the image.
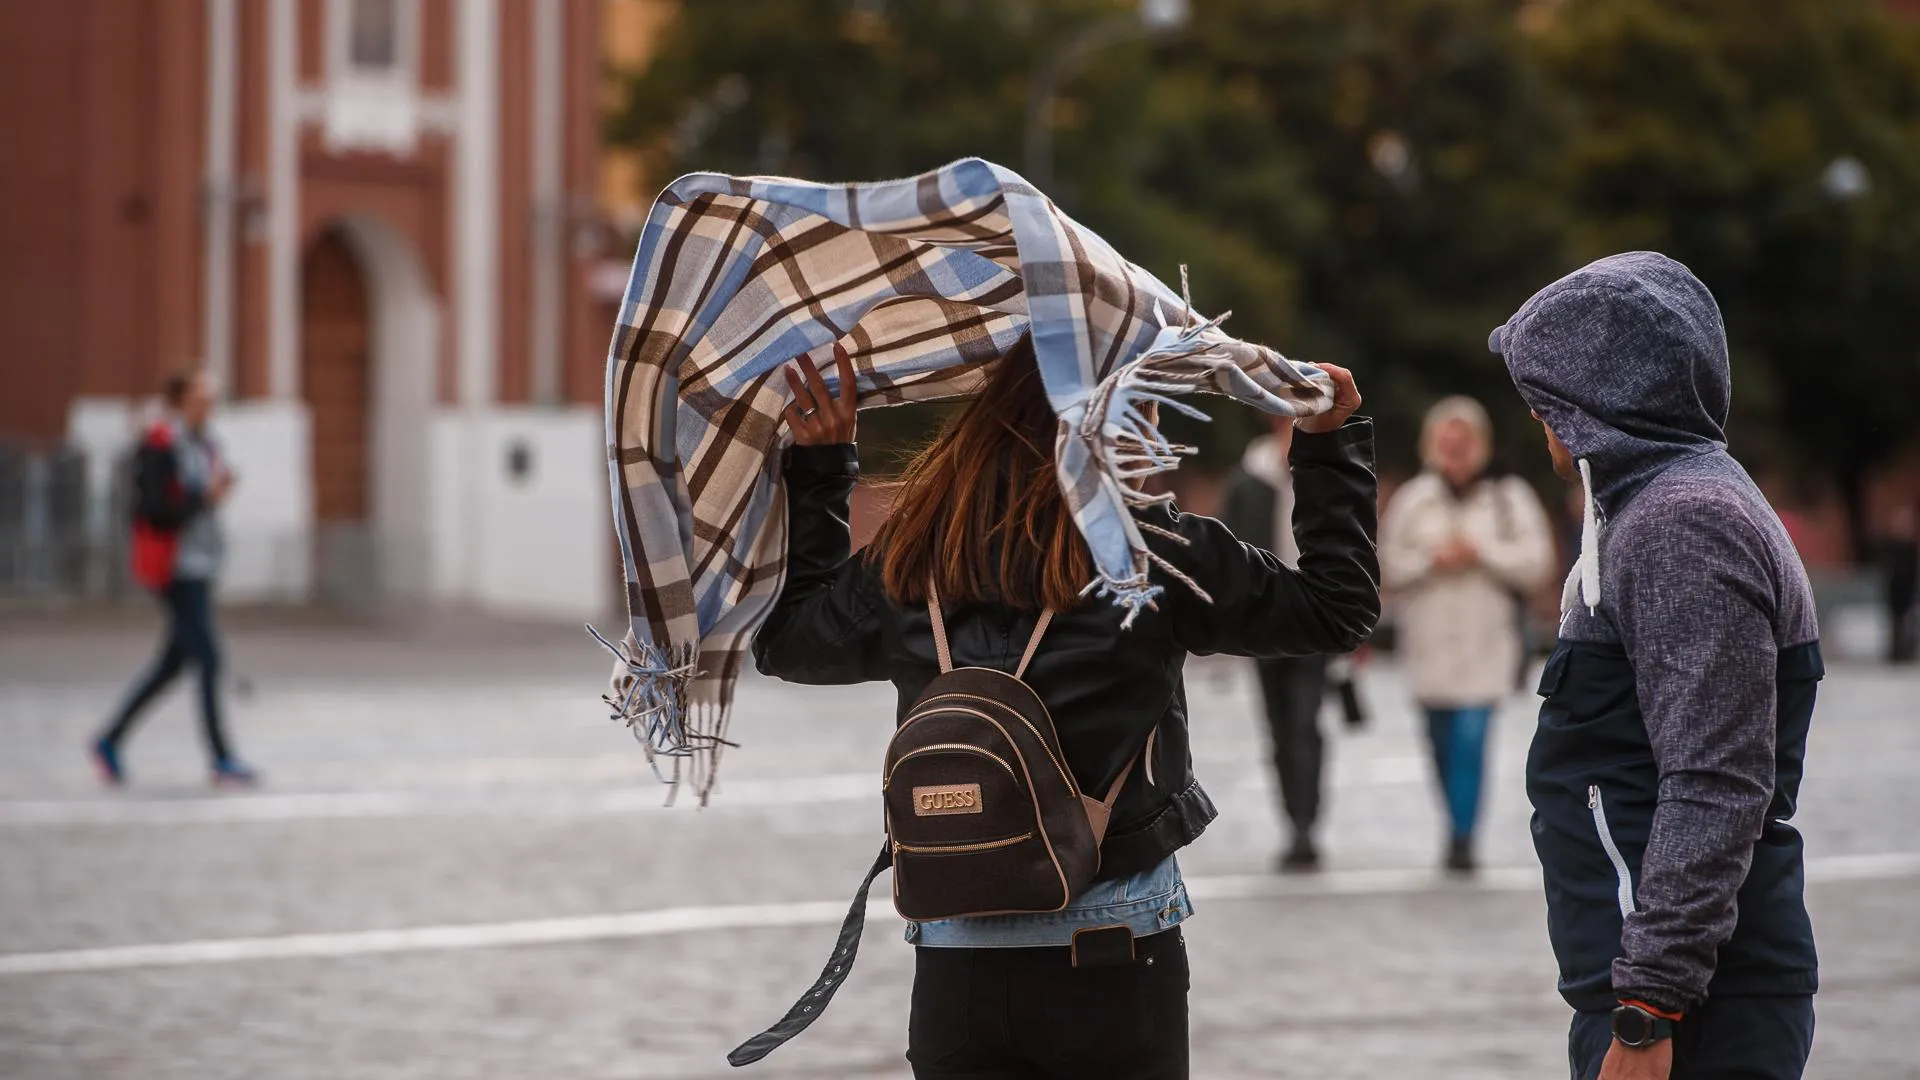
[925,576,1051,678]
[728,843,893,1067]
[1014,610,1053,679]
[1081,748,1142,848]
[926,578,955,673]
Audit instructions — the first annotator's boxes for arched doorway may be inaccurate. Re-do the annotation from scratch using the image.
[297,215,440,604]
[301,228,372,527]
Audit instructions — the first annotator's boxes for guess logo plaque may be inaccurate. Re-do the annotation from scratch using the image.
[912,783,983,816]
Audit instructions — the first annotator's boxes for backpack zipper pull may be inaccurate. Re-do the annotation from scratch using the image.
[1587,784,1599,810]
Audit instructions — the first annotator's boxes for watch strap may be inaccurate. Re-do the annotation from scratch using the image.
[1612,1001,1681,1047]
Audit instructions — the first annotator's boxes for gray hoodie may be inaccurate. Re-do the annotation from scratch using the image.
[1492,252,1820,1011]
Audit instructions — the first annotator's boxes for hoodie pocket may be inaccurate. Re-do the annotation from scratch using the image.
[1588,784,1637,919]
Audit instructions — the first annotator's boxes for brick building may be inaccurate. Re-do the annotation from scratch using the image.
[0,0,672,615]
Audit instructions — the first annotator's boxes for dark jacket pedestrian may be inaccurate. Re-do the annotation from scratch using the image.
[93,371,254,787]
[752,339,1377,1079]
[1492,252,1821,1080]
[1881,502,1918,663]
[1220,417,1335,871]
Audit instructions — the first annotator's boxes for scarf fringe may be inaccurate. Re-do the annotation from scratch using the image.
[1073,273,1331,617]
[587,625,736,806]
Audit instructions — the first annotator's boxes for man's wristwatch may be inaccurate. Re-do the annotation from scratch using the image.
[1610,1001,1681,1048]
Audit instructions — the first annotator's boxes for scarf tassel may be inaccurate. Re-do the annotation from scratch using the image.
[587,625,736,806]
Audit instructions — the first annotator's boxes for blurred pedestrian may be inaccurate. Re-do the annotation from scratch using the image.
[747,341,1375,1078]
[92,370,255,787]
[1379,395,1554,873]
[1493,253,1821,1080]
[1881,501,1918,664]
[1221,413,1341,871]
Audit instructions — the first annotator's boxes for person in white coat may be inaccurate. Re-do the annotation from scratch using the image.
[1380,396,1555,872]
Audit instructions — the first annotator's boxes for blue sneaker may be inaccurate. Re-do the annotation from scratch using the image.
[210,758,259,788]
[91,738,124,787]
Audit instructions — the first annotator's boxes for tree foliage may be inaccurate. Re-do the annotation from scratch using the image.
[609,0,1920,545]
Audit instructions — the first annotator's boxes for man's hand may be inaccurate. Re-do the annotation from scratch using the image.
[1598,1039,1672,1080]
[784,343,858,446]
[209,472,236,505]
[1431,535,1480,572]
[1295,363,1361,435]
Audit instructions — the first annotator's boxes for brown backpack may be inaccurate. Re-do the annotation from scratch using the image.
[885,580,1137,920]
[729,579,1143,1067]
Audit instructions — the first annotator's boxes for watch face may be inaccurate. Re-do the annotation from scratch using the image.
[1611,1006,1654,1047]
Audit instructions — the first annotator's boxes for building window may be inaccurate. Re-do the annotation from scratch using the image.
[328,0,417,85]
[347,0,399,71]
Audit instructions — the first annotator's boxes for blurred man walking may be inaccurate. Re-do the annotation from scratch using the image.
[1222,413,1334,871]
[1493,253,1820,1080]
[93,370,255,787]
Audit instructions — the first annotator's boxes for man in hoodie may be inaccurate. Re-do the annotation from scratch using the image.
[1490,252,1820,1080]
[93,370,256,787]
[1221,414,1331,871]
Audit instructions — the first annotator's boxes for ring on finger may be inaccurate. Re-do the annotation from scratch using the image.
[797,407,818,420]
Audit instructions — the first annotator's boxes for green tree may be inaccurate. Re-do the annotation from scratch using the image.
[609,0,1575,477]
[1538,0,1920,556]
[1116,0,1572,475]
[607,0,1920,530]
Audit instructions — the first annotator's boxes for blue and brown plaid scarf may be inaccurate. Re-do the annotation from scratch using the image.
[600,158,1330,802]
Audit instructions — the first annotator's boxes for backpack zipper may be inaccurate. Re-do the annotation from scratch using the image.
[1588,784,1638,918]
[895,832,1033,856]
[885,744,1019,790]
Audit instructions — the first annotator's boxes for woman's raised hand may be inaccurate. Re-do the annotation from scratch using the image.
[784,343,858,446]
[1297,363,1362,435]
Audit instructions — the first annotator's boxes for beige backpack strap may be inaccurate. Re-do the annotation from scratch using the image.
[926,577,954,674]
[1012,610,1054,680]
[1081,738,1150,847]
[929,576,1054,679]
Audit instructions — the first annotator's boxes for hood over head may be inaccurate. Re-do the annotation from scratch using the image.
[1488,251,1730,516]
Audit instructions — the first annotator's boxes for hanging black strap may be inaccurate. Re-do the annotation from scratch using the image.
[727,843,894,1067]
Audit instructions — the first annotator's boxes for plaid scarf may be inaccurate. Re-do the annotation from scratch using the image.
[600,158,1330,802]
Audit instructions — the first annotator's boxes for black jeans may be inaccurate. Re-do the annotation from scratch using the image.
[907,928,1190,1079]
[1568,996,1815,1080]
[101,578,232,764]
[1254,655,1328,837]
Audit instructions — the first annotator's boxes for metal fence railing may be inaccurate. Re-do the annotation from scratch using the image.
[0,442,135,601]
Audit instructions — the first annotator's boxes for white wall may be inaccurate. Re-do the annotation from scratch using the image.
[65,396,608,619]
[428,406,614,621]
[214,399,313,602]
[67,397,137,551]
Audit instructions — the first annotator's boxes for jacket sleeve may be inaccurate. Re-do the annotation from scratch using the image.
[1377,478,1437,591]
[1217,469,1266,551]
[750,444,887,685]
[1471,476,1557,592]
[131,441,203,530]
[1150,418,1380,658]
[1609,500,1780,1012]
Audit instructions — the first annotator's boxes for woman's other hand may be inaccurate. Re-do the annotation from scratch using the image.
[1296,363,1362,435]
[784,343,858,446]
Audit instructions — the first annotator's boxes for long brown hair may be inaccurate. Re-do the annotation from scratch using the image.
[872,336,1092,612]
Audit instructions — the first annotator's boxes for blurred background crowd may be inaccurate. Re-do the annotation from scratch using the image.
[1,0,1917,661]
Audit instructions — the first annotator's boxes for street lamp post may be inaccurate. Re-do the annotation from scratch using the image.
[1023,0,1190,195]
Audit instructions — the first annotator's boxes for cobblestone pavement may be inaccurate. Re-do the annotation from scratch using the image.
[2,612,1917,1079]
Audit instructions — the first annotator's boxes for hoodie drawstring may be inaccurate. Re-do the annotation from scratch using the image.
[1574,458,1600,614]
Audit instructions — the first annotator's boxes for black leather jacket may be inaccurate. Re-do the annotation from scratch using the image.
[753,419,1381,881]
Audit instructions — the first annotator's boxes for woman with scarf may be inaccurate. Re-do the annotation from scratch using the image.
[753,340,1377,1079]
[1379,396,1555,873]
